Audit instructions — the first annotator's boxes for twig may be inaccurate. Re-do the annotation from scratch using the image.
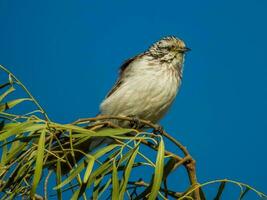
[0,65,50,121]
[44,170,53,200]
[74,115,202,200]
[139,138,183,161]
[74,115,189,155]
[128,180,183,198]
[34,194,44,200]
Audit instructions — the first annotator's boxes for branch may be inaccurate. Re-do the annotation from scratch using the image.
[73,115,202,200]
[128,180,183,198]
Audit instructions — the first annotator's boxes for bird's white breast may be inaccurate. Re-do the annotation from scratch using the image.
[100,57,181,123]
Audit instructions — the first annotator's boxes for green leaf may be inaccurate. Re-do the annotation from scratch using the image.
[31,129,46,197]
[52,123,95,135]
[0,86,15,102]
[0,139,7,165]
[85,147,138,198]
[73,135,91,146]
[200,187,207,200]
[92,174,104,199]
[0,122,20,131]
[97,178,112,199]
[0,134,39,148]
[112,160,119,200]
[93,144,120,159]
[2,162,23,189]
[54,161,85,190]
[0,98,32,112]
[119,145,139,199]
[85,158,115,188]
[0,120,4,131]
[15,160,33,185]
[56,161,63,200]
[148,138,165,200]
[83,158,95,183]
[69,133,93,138]
[239,187,250,200]
[214,181,226,200]
[118,147,138,165]
[0,120,35,141]
[0,82,11,90]
[23,123,46,132]
[5,140,27,164]
[95,128,134,137]
[70,128,134,138]
[8,74,13,84]
[70,190,79,200]
[163,158,178,180]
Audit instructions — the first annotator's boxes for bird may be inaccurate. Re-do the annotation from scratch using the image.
[86,36,190,156]
[49,36,190,173]
[100,36,190,126]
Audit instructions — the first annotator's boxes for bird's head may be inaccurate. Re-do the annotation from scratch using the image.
[148,36,190,61]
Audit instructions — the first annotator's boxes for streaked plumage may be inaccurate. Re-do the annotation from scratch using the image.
[100,36,190,125]
[49,36,190,173]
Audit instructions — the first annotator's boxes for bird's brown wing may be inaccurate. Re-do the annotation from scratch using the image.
[105,55,139,98]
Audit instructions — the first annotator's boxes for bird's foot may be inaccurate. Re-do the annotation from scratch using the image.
[129,116,142,129]
[153,124,164,135]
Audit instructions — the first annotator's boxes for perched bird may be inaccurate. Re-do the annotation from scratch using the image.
[86,36,190,157]
[100,36,190,125]
[50,36,190,173]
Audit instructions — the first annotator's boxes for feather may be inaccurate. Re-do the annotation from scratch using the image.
[106,55,141,98]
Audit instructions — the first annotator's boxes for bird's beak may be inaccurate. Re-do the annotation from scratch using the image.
[178,47,191,53]
[183,47,191,52]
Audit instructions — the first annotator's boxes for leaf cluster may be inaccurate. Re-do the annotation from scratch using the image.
[0,65,266,200]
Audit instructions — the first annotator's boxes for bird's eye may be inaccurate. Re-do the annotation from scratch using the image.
[166,45,175,50]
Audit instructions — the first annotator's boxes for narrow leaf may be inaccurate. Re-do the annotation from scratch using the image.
[86,158,114,188]
[0,139,7,165]
[200,187,207,200]
[0,82,11,90]
[83,158,95,183]
[214,181,226,200]
[0,120,4,131]
[54,161,85,190]
[0,122,19,131]
[239,187,250,200]
[31,129,46,197]
[93,144,120,159]
[5,141,27,163]
[92,174,104,199]
[97,178,112,199]
[95,128,134,137]
[56,160,63,200]
[0,98,32,112]
[163,158,177,180]
[112,160,119,200]
[0,86,15,102]
[70,190,79,200]
[0,120,34,141]
[119,145,139,199]
[148,138,165,200]
[52,123,95,135]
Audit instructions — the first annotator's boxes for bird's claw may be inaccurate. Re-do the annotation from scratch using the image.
[129,116,142,129]
[153,124,164,135]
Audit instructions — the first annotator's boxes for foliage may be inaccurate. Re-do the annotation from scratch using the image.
[0,65,266,200]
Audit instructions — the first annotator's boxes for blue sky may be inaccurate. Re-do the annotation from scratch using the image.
[1,0,267,199]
